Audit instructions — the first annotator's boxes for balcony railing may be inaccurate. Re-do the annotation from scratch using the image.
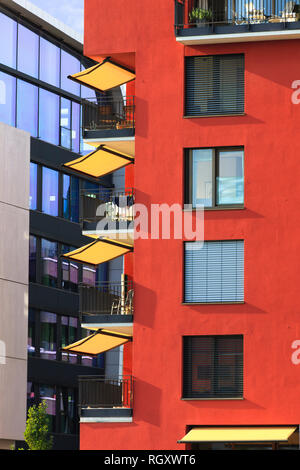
[80,188,135,225]
[175,0,300,34]
[80,280,134,316]
[82,95,135,131]
[78,375,133,410]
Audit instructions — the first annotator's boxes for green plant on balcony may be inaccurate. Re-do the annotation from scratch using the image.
[189,7,212,26]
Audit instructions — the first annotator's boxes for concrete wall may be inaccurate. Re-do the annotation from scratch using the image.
[0,122,30,445]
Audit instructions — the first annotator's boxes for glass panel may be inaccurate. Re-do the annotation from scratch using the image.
[61,316,78,364]
[192,149,213,207]
[59,388,76,435]
[41,238,58,287]
[29,235,37,283]
[82,264,97,286]
[80,329,94,367]
[0,71,16,126]
[0,13,17,68]
[61,245,79,292]
[42,167,58,216]
[63,175,79,223]
[80,62,96,99]
[39,385,56,433]
[40,311,57,361]
[29,162,37,210]
[39,38,60,87]
[39,88,59,145]
[17,79,38,136]
[216,150,244,205]
[61,50,80,95]
[17,24,39,78]
[62,174,71,219]
[27,382,35,409]
[28,310,36,356]
[72,101,80,153]
[60,97,71,149]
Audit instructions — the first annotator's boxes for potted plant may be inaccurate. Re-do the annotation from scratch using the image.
[189,7,212,27]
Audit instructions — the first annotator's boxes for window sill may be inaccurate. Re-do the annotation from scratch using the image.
[181,397,244,401]
[182,302,245,305]
[183,113,246,119]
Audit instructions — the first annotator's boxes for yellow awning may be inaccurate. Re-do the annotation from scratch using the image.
[178,427,297,444]
[62,238,133,266]
[62,329,132,356]
[68,58,135,92]
[63,145,134,178]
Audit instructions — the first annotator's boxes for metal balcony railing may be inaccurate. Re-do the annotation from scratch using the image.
[175,0,300,33]
[80,188,135,224]
[78,375,133,410]
[80,280,134,316]
[82,95,135,131]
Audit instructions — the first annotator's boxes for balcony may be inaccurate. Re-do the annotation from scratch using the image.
[79,375,133,422]
[82,95,135,156]
[80,187,135,244]
[175,0,300,45]
[80,280,134,335]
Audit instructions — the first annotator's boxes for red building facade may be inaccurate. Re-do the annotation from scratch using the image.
[79,0,300,450]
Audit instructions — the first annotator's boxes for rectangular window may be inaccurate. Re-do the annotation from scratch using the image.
[0,13,17,68]
[29,235,37,283]
[185,54,244,117]
[17,24,39,78]
[40,311,57,361]
[61,50,80,96]
[41,238,58,288]
[60,97,71,149]
[39,384,56,432]
[0,71,16,127]
[39,88,59,145]
[17,79,38,137]
[185,147,244,208]
[62,174,80,223]
[39,37,60,87]
[61,316,78,364]
[183,335,243,399]
[61,244,79,293]
[29,163,37,210]
[42,167,58,216]
[184,240,244,303]
[28,309,36,356]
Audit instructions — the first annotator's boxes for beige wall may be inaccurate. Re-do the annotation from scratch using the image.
[0,122,30,442]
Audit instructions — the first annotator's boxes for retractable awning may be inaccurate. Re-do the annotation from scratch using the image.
[62,329,132,356]
[178,427,297,444]
[62,238,133,266]
[63,145,134,178]
[68,58,135,92]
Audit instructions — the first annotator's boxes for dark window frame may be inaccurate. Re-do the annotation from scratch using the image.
[184,146,244,210]
[182,335,244,400]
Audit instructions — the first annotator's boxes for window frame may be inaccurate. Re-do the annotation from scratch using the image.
[182,335,244,400]
[184,146,244,210]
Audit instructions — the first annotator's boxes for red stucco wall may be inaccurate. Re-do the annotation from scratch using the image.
[81,0,300,450]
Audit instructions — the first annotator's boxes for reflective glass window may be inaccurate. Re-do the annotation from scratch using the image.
[40,312,57,361]
[29,162,37,210]
[41,238,58,288]
[192,149,213,207]
[60,97,71,149]
[17,79,38,136]
[29,235,37,283]
[61,245,79,293]
[28,310,36,356]
[0,13,17,68]
[63,175,79,223]
[17,24,39,78]
[39,384,56,432]
[61,316,78,364]
[72,101,80,153]
[39,37,60,87]
[0,71,16,126]
[39,88,59,145]
[42,167,58,216]
[61,50,80,95]
[216,150,244,206]
[27,382,35,409]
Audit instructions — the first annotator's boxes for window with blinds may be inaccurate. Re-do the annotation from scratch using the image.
[183,335,243,399]
[184,240,244,303]
[185,54,244,117]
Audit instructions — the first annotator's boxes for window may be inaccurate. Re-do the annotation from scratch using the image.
[0,13,17,68]
[185,54,244,117]
[0,71,16,126]
[61,316,78,364]
[185,147,244,208]
[62,174,80,223]
[39,384,56,432]
[41,238,58,287]
[42,167,59,216]
[17,80,38,136]
[39,88,59,145]
[17,24,39,78]
[60,97,71,149]
[61,244,79,292]
[29,163,37,210]
[183,335,243,399]
[29,235,37,282]
[40,311,57,361]
[61,50,80,96]
[28,309,36,356]
[184,240,244,303]
[39,37,60,87]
